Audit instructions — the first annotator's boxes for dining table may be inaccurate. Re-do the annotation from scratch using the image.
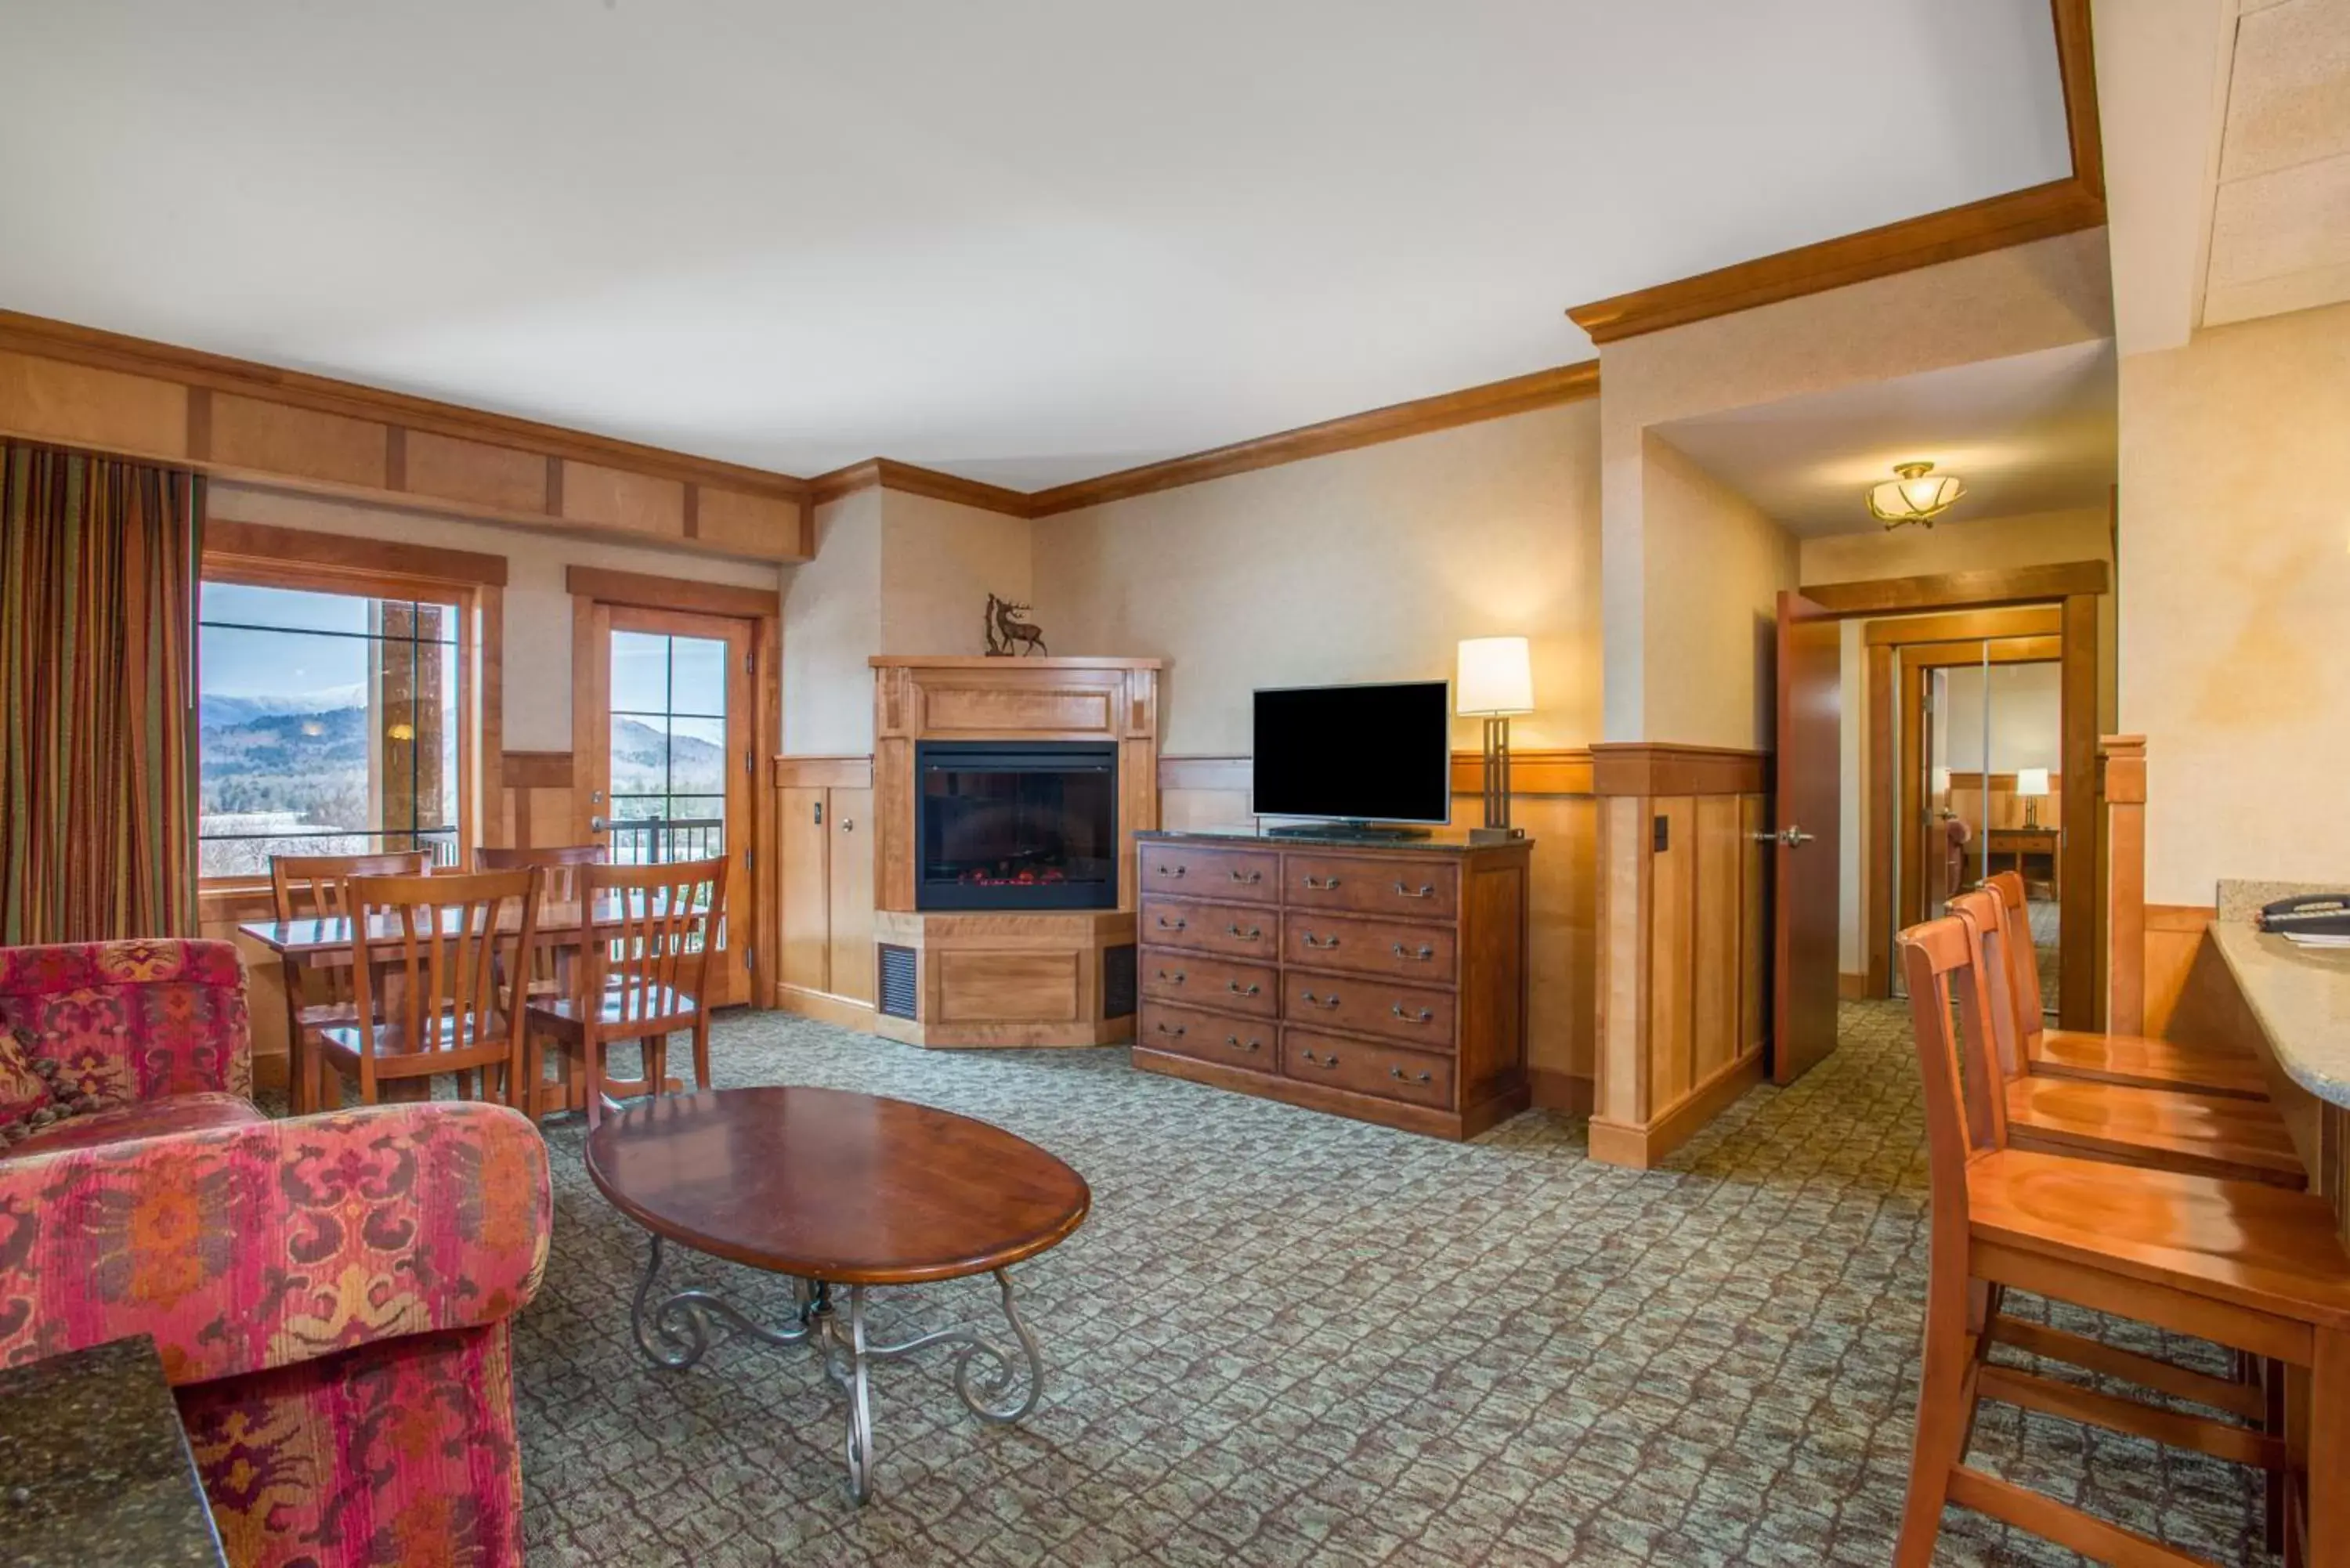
[238,893,688,1118]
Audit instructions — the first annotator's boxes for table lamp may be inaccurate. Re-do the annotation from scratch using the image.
[2016,767,2051,828]
[1457,637,1533,843]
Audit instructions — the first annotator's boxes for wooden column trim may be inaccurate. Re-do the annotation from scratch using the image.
[2101,735,2148,1038]
[1589,742,1768,797]
[2059,594,2102,1031]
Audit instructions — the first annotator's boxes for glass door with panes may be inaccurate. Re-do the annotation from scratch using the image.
[591,605,754,1006]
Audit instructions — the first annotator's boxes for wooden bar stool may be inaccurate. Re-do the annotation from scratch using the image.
[1987,871,2269,1100]
[310,867,542,1110]
[524,857,725,1129]
[269,849,433,1114]
[1896,912,2350,1566]
[1950,887,2305,1189]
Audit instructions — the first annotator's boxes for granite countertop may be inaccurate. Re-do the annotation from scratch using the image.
[0,1336,226,1568]
[2209,923,2350,1109]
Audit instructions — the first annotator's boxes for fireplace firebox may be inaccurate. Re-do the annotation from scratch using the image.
[915,741,1118,911]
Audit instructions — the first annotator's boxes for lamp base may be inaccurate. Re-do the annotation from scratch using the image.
[1467,826,1525,845]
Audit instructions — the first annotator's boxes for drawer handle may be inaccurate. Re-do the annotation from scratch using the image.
[1226,980,1262,998]
[1297,1048,1340,1069]
[1301,932,1340,950]
[1224,1035,1261,1053]
[1157,970,1186,985]
[1302,875,1342,891]
[1156,864,1187,879]
[1300,989,1341,1010]
[1391,1004,1435,1024]
[1393,882,1437,899]
[1392,942,1435,962]
[1227,923,1263,941]
[1388,1066,1434,1085]
[1155,1022,1187,1038]
[1156,915,1188,932]
[1228,869,1262,884]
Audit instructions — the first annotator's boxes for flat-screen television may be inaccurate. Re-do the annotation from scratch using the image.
[1252,681,1452,826]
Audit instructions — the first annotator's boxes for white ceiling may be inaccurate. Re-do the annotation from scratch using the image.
[1654,341,2117,537]
[0,1,2074,488]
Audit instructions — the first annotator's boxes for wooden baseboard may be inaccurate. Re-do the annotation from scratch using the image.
[774,985,878,1032]
[1838,970,1871,1000]
[872,1013,1134,1050]
[1529,1068,1594,1117]
[1586,1049,1767,1170]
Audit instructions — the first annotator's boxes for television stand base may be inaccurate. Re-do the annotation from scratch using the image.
[1263,822,1434,842]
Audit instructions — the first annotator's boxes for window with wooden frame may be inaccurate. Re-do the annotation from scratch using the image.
[197,521,505,887]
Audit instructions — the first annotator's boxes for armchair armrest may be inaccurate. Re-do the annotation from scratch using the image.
[0,1102,550,1385]
[0,939,251,1104]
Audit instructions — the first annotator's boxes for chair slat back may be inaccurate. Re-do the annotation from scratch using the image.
[1900,914,2012,1207]
[475,844,608,905]
[1985,871,2047,1048]
[579,857,727,1024]
[1949,887,2026,1080]
[345,869,540,1063]
[271,851,434,1008]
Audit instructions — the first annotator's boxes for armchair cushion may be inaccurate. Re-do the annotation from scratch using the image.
[5,1092,262,1158]
[0,1028,53,1133]
[0,939,251,1104]
[0,1102,551,1385]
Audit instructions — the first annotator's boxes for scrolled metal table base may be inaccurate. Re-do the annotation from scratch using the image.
[629,1232,1045,1503]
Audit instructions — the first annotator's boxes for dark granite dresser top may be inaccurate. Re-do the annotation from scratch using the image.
[0,1336,226,1567]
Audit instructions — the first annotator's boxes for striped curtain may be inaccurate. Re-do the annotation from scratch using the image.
[0,444,204,944]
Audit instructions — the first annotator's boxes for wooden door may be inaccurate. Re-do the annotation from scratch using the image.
[1772,590,1842,1084]
[587,605,756,1006]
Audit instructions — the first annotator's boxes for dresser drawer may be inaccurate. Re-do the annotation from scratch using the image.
[1139,1002,1276,1072]
[1141,896,1278,960]
[1141,949,1278,1017]
[1284,972,1457,1050]
[1282,1027,1454,1110]
[1139,841,1280,905]
[1282,912,1459,984]
[1284,853,1459,921]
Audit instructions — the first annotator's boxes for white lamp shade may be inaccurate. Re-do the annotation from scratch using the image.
[2015,768,2052,797]
[1456,637,1534,716]
[1931,766,1952,797]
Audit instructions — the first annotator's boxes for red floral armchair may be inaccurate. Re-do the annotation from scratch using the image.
[0,940,552,1567]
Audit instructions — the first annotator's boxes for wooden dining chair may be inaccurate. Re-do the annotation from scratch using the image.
[269,850,434,1113]
[475,844,609,1115]
[524,857,725,1129]
[309,867,541,1111]
[1987,870,2270,1100]
[1949,887,2305,1189]
[1896,912,2350,1567]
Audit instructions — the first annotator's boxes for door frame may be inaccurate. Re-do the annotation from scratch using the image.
[1801,560,2108,1031]
[566,565,781,1007]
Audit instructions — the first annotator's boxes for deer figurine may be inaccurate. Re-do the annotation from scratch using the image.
[985,593,1048,656]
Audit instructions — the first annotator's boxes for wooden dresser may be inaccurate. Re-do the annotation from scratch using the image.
[1132,829,1532,1139]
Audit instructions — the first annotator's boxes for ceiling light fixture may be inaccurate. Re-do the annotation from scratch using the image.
[1867,461,1965,529]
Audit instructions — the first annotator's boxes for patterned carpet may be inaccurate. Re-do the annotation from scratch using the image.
[511,1003,2272,1566]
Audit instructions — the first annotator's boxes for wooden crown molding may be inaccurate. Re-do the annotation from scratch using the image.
[1566,0,2104,345]
[807,457,1036,516]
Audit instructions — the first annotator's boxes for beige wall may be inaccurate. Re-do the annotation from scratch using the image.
[2120,300,2350,905]
[208,482,781,753]
[1600,228,2116,744]
[1032,399,1603,757]
[879,491,1034,656]
[1638,435,1798,750]
[780,491,884,755]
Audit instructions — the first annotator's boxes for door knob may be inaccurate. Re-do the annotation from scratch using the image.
[589,815,611,833]
[1749,826,1817,847]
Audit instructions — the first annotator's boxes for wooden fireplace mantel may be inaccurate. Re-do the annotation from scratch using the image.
[866,653,1162,1049]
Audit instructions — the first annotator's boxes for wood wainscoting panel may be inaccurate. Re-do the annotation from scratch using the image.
[0,349,189,460]
[697,486,801,557]
[401,429,550,515]
[208,394,388,489]
[1691,795,1743,1085]
[2144,905,2218,1041]
[559,460,686,538]
[827,786,876,1003]
[779,785,831,995]
[1595,793,1649,1137]
[938,951,1082,1023]
[1647,796,1697,1111]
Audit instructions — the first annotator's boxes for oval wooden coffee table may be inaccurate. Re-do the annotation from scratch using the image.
[584,1086,1090,1503]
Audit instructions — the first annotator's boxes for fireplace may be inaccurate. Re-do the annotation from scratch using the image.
[916,740,1119,911]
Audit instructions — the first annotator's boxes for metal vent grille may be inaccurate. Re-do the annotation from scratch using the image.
[877,945,919,1021]
[1103,942,1137,1019]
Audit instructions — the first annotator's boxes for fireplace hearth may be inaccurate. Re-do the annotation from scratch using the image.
[916,740,1118,911]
